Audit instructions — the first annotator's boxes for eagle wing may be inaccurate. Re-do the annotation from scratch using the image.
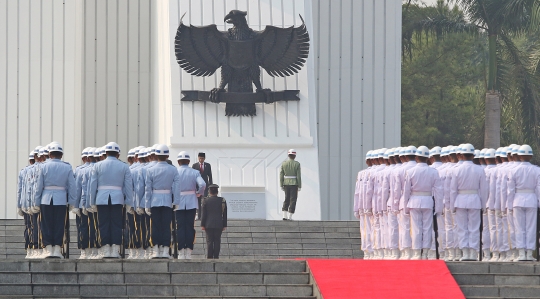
[255,16,310,77]
[175,22,227,77]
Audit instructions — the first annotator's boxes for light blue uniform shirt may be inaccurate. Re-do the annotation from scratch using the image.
[34,159,77,206]
[135,161,157,209]
[129,162,141,202]
[80,162,96,209]
[88,156,133,206]
[17,166,31,209]
[24,163,39,208]
[145,162,181,208]
[174,165,206,210]
[74,162,90,208]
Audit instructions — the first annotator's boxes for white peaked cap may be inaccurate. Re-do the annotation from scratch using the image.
[460,143,475,154]
[177,151,190,160]
[155,144,170,156]
[416,146,430,158]
[518,144,533,156]
[288,149,297,155]
[49,143,63,154]
[105,142,120,153]
[484,148,496,158]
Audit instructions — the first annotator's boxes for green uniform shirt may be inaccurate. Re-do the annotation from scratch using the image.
[279,159,301,188]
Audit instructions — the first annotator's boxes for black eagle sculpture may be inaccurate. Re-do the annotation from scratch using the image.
[175,10,310,116]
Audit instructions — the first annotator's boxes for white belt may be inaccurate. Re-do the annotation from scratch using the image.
[180,191,196,195]
[98,186,122,191]
[44,186,65,190]
[284,176,297,179]
[153,189,171,194]
[411,191,431,196]
[516,189,535,194]
[458,189,478,195]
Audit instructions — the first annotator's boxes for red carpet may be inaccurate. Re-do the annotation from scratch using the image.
[306,260,464,299]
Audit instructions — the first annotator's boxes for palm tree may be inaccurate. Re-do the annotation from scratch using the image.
[404,0,540,148]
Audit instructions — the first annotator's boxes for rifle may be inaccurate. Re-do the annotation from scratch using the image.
[64,206,70,259]
[536,208,540,261]
[121,206,126,258]
[432,198,439,259]
[172,209,178,259]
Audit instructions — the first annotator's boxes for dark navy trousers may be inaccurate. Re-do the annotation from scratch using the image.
[96,197,123,246]
[175,208,197,250]
[40,202,67,247]
[150,206,172,247]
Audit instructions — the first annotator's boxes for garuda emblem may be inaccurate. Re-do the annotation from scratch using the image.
[175,10,310,116]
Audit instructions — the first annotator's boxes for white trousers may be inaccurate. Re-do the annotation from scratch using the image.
[508,210,517,249]
[380,212,388,249]
[513,207,537,250]
[482,212,490,250]
[455,208,481,250]
[499,215,509,252]
[373,214,381,250]
[399,210,412,249]
[388,212,399,250]
[488,210,499,252]
[410,208,433,250]
[361,214,373,252]
[444,209,456,249]
[430,213,446,251]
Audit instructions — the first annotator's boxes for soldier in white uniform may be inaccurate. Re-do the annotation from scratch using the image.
[493,147,511,261]
[354,151,373,259]
[498,144,520,261]
[385,148,402,259]
[483,149,500,261]
[450,143,488,261]
[367,148,387,259]
[403,146,443,260]
[506,145,540,261]
[394,146,417,259]
[428,146,445,259]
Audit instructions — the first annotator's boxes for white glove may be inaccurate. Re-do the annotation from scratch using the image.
[136,207,144,215]
[82,207,88,215]
[32,206,40,214]
[145,208,151,216]
[496,210,502,218]
[354,211,360,219]
[508,209,513,215]
[71,208,81,217]
[173,205,179,211]
[281,187,285,191]
[126,205,134,214]
[17,208,24,217]
[298,188,301,192]
[91,205,97,213]
[365,209,373,216]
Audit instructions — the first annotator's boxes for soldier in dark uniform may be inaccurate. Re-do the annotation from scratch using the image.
[200,184,227,259]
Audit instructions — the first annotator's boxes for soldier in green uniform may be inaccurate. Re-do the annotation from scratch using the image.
[280,149,302,220]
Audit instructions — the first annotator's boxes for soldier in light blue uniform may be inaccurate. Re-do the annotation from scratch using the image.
[25,146,44,258]
[18,152,35,259]
[88,142,133,259]
[135,147,158,258]
[81,147,101,258]
[73,148,90,258]
[125,148,141,259]
[145,144,181,259]
[174,151,206,259]
[33,143,77,258]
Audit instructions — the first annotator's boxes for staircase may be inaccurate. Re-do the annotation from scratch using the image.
[448,262,540,299]
[0,219,362,259]
[0,259,316,299]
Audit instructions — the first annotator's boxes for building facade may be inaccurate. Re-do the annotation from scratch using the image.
[0,0,400,220]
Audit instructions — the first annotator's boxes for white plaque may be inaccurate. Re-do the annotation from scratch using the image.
[221,192,266,219]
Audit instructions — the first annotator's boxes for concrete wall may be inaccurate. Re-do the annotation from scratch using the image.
[0,0,401,219]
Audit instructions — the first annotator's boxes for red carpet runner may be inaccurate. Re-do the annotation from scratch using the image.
[306,259,464,299]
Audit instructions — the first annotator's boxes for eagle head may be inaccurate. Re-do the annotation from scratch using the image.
[224,10,248,26]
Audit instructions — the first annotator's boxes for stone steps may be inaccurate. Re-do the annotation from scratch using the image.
[448,262,540,298]
[0,260,315,298]
[0,219,362,259]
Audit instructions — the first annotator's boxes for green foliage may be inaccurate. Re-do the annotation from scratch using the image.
[401,0,540,163]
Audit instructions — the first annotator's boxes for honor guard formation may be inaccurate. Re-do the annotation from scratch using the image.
[16,142,229,260]
[354,144,540,261]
